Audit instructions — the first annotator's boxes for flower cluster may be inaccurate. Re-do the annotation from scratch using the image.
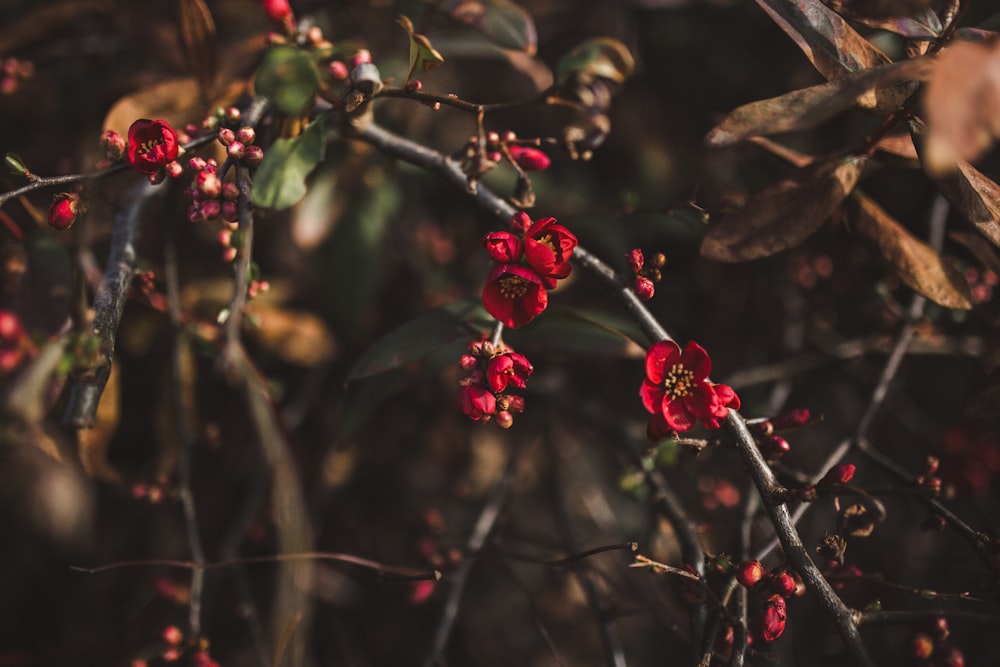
[625,248,664,300]
[735,560,801,643]
[184,157,239,227]
[0,310,30,374]
[639,340,740,438]
[482,212,577,328]
[458,340,533,428]
[126,119,180,177]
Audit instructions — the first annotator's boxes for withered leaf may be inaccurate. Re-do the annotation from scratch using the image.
[706,58,930,148]
[848,192,972,309]
[928,159,1000,248]
[178,0,218,103]
[949,229,1000,276]
[701,155,865,262]
[755,0,891,81]
[840,8,942,39]
[398,15,445,84]
[923,39,1000,172]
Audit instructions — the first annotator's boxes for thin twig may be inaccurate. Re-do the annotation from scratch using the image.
[222,164,254,375]
[423,461,513,667]
[858,609,1000,627]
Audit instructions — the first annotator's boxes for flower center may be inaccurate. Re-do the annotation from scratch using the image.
[498,274,529,299]
[138,138,165,157]
[536,233,556,251]
[663,363,694,399]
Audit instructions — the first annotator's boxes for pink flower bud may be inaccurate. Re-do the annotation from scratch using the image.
[237,127,256,144]
[626,248,644,273]
[910,633,933,659]
[222,201,239,222]
[459,354,477,370]
[508,145,551,171]
[756,594,787,643]
[406,79,422,91]
[102,130,126,159]
[164,161,184,179]
[352,49,372,67]
[244,145,264,166]
[633,275,655,300]
[200,200,221,221]
[0,310,24,345]
[222,247,238,262]
[48,193,79,230]
[217,128,235,146]
[818,464,855,487]
[763,435,790,460]
[222,182,239,200]
[502,130,516,142]
[195,170,221,197]
[227,141,245,160]
[328,60,349,80]
[161,625,183,646]
[224,107,241,123]
[188,156,207,172]
[736,560,765,588]
[769,571,796,597]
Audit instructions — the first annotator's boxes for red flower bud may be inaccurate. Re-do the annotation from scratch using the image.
[762,435,790,460]
[217,128,235,146]
[459,383,496,421]
[941,644,965,667]
[48,193,79,230]
[328,60,349,80]
[0,310,25,346]
[736,560,765,588]
[352,49,372,67]
[222,201,239,223]
[508,145,551,171]
[227,141,245,160]
[633,275,655,300]
[756,594,787,643]
[771,408,811,430]
[910,633,934,659]
[510,211,531,233]
[161,625,183,646]
[262,0,294,25]
[244,145,264,166]
[196,170,221,197]
[164,161,184,179]
[930,616,950,640]
[126,119,179,175]
[769,571,796,597]
[237,127,256,144]
[483,231,522,263]
[626,248,644,273]
[102,130,126,159]
[495,410,514,428]
[222,182,239,200]
[200,200,221,221]
[818,463,855,487]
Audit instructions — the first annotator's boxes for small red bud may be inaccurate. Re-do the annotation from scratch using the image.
[328,60,349,80]
[405,79,423,91]
[102,130,126,159]
[237,127,256,144]
[262,0,294,24]
[244,145,264,166]
[756,594,787,643]
[227,141,245,160]
[217,230,232,247]
[508,145,551,171]
[495,410,514,428]
[48,193,79,230]
[771,408,811,430]
[487,131,500,145]
[930,616,950,640]
[222,182,239,200]
[164,161,184,179]
[736,560,765,588]
[195,170,221,197]
[217,127,235,146]
[762,435,790,460]
[502,130,517,142]
[221,201,239,222]
[940,644,965,667]
[510,211,531,233]
[910,633,934,659]
[0,310,25,345]
[633,275,655,300]
[818,463,855,487]
[200,200,221,221]
[769,571,796,597]
[459,354,477,370]
[161,625,183,646]
[626,248,644,273]
[188,157,207,172]
[352,49,372,67]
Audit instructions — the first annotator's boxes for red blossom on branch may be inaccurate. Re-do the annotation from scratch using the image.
[757,594,787,642]
[458,342,532,428]
[523,217,577,286]
[640,340,739,435]
[126,119,179,176]
[482,263,548,328]
[508,145,551,171]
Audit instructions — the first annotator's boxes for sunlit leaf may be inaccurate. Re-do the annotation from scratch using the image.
[177,0,217,101]
[348,299,494,382]
[251,112,327,210]
[398,15,445,84]
[701,155,865,262]
[922,39,1000,172]
[848,192,972,309]
[441,0,537,54]
[706,58,930,148]
[555,37,634,85]
[755,0,891,81]
[254,44,320,115]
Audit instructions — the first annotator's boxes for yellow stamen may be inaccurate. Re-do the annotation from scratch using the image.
[499,274,529,299]
[663,363,694,399]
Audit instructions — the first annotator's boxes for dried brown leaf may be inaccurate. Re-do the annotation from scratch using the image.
[706,58,929,148]
[755,0,892,81]
[748,136,816,168]
[837,7,942,39]
[873,133,919,165]
[949,229,1000,276]
[923,39,1000,172]
[701,155,865,262]
[103,77,202,136]
[848,192,972,309]
[178,0,218,103]
[929,159,1000,248]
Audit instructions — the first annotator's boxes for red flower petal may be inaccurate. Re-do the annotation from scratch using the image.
[126,119,179,175]
[645,340,681,384]
[663,394,697,432]
[640,380,664,414]
[483,231,523,263]
[680,341,712,381]
[482,263,548,328]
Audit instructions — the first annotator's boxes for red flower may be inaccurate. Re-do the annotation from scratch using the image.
[736,560,765,588]
[262,0,294,25]
[486,352,533,393]
[126,119,179,175]
[757,594,787,642]
[524,217,577,285]
[640,341,718,432]
[508,145,551,171]
[483,231,523,263]
[700,383,740,429]
[482,263,548,328]
[459,383,496,420]
[48,193,79,230]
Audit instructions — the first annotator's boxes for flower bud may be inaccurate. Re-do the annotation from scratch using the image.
[762,435,790,460]
[48,193,79,230]
[459,354,477,370]
[0,310,25,346]
[217,128,235,146]
[736,560,765,588]
[769,571,796,597]
[189,156,207,172]
[161,625,183,646]
[495,410,514,428]
[509,145,551,171]
[222,182,239,200]
[164,161,184,179]
[510,211,531,233]
[930,616,950,640]
[262,0,294,24]
[756,594,787,643]
[352,48,372,67]
[227,141,245,160]
[237,127,256,144]
[910,633,934,659]
[626,248,644,273]
[405,79,423,91]
[200,200,221,221]
[328,60,349,80]
[818,463,855,487]
[633,276,655,300]
[244,145,264,166]
[102,130,126,159]
[771,408,811,430]
[222,201,239,222]
[195,170,222,197]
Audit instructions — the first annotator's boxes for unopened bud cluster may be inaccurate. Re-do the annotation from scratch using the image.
[734,560,801,643]
[458,340,532,428]
[0,57,33,95]
[0,310,31,373]
[910,617,964,667]
[625,248,665,300]
[747,408,814,461]
[184,157,240,230]
[217,126,264,167]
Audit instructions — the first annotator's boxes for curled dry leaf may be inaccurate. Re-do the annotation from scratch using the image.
[706,58,930,148]
[923,39,1000,173]
[847,192,972,309]
[178,0,218,102]
[701,155,865,262]
[755,0,891,82]
[928,159,1000,248]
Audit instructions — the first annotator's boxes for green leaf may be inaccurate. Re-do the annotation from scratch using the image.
[398,15,445,83]
[254,45,320,115]
[348,299,494,382]
[555,37,634,86]
[251,112,327,210]
[442,0,537,54]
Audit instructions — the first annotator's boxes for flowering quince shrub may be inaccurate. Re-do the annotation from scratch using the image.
[3,1,1000,666]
